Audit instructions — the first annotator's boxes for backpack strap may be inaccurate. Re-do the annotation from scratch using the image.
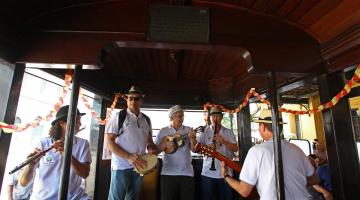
[117,109,128,136]
[142,113,152,136]
[117,109,152,136]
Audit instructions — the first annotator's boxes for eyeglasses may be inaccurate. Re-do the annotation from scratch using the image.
[128,96,141,101]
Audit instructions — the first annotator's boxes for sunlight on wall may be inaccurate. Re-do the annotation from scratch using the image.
[250,103,317,141]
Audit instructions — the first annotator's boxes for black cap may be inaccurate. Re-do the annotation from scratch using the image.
[51,105,85,125]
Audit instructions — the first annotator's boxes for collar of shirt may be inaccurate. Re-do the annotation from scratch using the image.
[126,108,143,119]
[167,125,184,135]
[209,124,223,132]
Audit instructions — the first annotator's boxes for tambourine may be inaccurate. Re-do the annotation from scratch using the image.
[134,154,158,176]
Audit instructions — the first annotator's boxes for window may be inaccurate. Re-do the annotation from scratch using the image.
[0,68,98,200]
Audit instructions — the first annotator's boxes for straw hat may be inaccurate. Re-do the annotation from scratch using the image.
[253,109,285,124]
[209,107,223,116]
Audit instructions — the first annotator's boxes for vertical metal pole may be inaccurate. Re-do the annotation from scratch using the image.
[94,99,110,199]
[268,71,285,200]
[58,65,82,200]
[229,113,234,133]
[237,105,252,164]
[0,63,25,193]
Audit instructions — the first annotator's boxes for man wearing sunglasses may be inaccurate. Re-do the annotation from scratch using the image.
[105,85,157,200]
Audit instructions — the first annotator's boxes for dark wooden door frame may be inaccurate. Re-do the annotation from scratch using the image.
[318,71,360,200]
[0,63,25,193]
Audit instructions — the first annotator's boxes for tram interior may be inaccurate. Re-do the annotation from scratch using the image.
[0,0,360,199]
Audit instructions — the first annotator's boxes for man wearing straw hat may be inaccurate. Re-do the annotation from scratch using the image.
[221,109,319,200]
[198,106,238,200]
[105,85,157,200]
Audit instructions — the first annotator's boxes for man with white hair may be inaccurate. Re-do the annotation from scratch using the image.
[221,109,319,200]
[155,105,197,200]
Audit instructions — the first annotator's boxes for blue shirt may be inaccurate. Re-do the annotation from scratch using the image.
[317,164,332,192]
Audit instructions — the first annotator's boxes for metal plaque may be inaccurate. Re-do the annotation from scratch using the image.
[148,5,209,43]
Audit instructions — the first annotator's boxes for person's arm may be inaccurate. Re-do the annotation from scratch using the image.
[313,185,333,200]
[70,156,90,178]
[52,140,90,178]
[221,161,253,197]
[215,134,238,152]
[7,185,14,200]
[188,128,197,152]
[307,171,320,186]
[146,133,157,154]
[105,133,146,170]
[155,136,168,154]
[225,176,254,197]
[221,136,238,152]
[19,148,42,186]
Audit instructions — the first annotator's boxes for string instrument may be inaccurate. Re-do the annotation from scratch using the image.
[162,133,184,154]
[194,125,205,133]
[194,143,259,200]
[194,143,240,172]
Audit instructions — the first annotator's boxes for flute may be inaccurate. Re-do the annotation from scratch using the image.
[209,123,219,171]
[9,145,54,174]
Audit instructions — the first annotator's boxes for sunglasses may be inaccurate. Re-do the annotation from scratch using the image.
[128,96,141,101]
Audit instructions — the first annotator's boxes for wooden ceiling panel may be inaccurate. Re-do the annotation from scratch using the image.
[159,49,170,79]
[239,0,255,8]
[195,51,208,80]
[309,0,360,43]
[188,51,206,80]
[252,0,270,11]
[297,0,342,28]
[0,0,358,107]
[287,0,320,21]
[275,0,301,18]
[262,0,286,13]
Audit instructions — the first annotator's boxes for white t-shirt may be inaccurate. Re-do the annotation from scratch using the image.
[155,125,194,177]
[105,109,152,170]
[30,136,91,200]
[198,125,237,179]
[7,170,33,200]
[240,140,314,200]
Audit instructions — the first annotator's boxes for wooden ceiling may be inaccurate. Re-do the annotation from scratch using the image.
[0,0,359,108]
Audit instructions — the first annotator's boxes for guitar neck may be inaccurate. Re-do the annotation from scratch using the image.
[195,143,260,200]
[194,143,241,173]
[212,151,241,173]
